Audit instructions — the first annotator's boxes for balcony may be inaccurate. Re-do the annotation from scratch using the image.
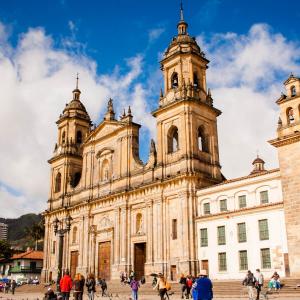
[10,266,42,274]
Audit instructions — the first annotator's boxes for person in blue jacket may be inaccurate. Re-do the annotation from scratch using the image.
[194,270,213,300]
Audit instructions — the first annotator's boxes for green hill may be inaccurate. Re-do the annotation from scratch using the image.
[0,213,42,241]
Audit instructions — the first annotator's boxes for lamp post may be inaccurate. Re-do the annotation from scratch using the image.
[53,214,72,292]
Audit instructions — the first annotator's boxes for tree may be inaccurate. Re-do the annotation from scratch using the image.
[0,240,13,259]
[25,218,45,250]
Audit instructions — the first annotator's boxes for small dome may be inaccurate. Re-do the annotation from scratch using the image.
[252,157,265,165]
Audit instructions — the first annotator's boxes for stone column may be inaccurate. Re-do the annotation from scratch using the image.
[120,204,128,270]
[41,218,50,282]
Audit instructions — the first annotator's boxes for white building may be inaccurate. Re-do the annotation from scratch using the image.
[0,222,8,241]
[196,159,289,279]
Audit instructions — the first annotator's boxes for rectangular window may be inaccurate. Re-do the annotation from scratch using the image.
[200,228,208,247]
[172,219,177,240]
[220,199,227,212]
[237,222,247,243]
[238,195,247,209]
[260,191,269,204]
[203,203,210,215]
[261,248,271,269]
[239,250,248,270]
[217,226,226,245]
[259,219,269,240]
[218,252,227,271]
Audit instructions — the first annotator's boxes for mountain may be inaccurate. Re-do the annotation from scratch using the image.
[0,213,42,242]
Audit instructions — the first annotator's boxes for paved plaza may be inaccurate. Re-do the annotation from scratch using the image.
[1,291,300,300]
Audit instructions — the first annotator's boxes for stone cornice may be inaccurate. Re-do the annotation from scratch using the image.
[195,201,284,222]
[151,97,221,117]
[269,132,300,148]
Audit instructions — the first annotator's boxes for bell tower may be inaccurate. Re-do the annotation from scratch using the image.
[48,77,92,209]
[152,4,222,185]
[269,73,300,277]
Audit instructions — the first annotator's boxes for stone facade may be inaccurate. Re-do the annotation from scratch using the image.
[43,8,300,282]
[42,9,223,282]
[269,74,300,277]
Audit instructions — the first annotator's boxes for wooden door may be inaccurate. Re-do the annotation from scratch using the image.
[171,265,177,281]
[98,241,111,280]
[284,253,290,277]
[70,251,79,279]
[201,260,209,275]
[134,243,146,279]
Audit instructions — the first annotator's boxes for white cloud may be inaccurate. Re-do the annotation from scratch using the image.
[0,22,152,218]
[148,27,165,43]
[198,23,300,178]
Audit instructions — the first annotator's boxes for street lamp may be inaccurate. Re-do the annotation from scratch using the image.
[53,214,72,292]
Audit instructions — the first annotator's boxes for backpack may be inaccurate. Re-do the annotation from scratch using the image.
[165,281,171,291]
[187,278,193,288]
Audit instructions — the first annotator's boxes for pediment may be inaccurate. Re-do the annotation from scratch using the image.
[86,120,124,143]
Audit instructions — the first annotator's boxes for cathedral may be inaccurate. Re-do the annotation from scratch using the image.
[42,6,300,282]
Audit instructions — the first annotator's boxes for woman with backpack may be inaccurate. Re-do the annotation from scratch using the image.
[85,273,96,300]
[186,275,193,299]
[130,276,140,300]
[73,273,84,300]
[154,273,171,300]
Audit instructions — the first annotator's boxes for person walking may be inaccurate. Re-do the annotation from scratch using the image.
[73,273,83,300]
[186,275,193,299]
[194,270,213,300]
[99,278,108,297]
[59,271,72,300]
[255,269,264,300]
[86,273,96,300]
[243,270,255,300]
[130,276,140,300]
[179,274,187,299]
[154,273,168,300]
[11,280,17,295]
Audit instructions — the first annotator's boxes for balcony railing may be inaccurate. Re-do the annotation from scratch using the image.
[10,266,42,273]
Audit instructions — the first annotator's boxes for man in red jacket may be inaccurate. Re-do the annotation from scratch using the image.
[59,271,72,300]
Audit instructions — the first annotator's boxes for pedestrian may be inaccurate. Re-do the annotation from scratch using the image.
[130,276,140,300]
[268,271,280,291]
[255,269,264,300]
[79,274,85,300]
[44,287,57,300]
[243,270,255,300]
[59,271,72,300]
[186,275,193,299]
[73,273,83,300]
[86,273,96,300]
[194,270,213,300]
[153,273,169,300]
[11,280,17,295]
[129,270,135,282]
[179,274,187,299]
[99,278,108,296]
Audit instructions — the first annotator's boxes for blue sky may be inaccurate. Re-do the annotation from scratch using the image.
[0,0,300,217]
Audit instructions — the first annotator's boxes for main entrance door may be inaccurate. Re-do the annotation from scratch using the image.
[134,243,146,279]
[70,251,79,279]
[98,241,111,280]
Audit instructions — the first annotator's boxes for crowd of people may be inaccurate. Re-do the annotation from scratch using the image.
[45,271,107,300]
[1,279,17,294]
[42,268,282,300]
[242,269,281,300]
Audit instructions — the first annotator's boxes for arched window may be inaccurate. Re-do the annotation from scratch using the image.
[55,172,61,193]
[193,72,199,88]
[291,86,296,97]
[72,227,77,244]
[71,172,81,188]
[136,213,143,233]
[101,159,110,181]
[198,126,208,152]
[168,126,179,153]
[62,131,66,144]
[171,72,179,89]
[287,107,295,124]
[76,130,82,144]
